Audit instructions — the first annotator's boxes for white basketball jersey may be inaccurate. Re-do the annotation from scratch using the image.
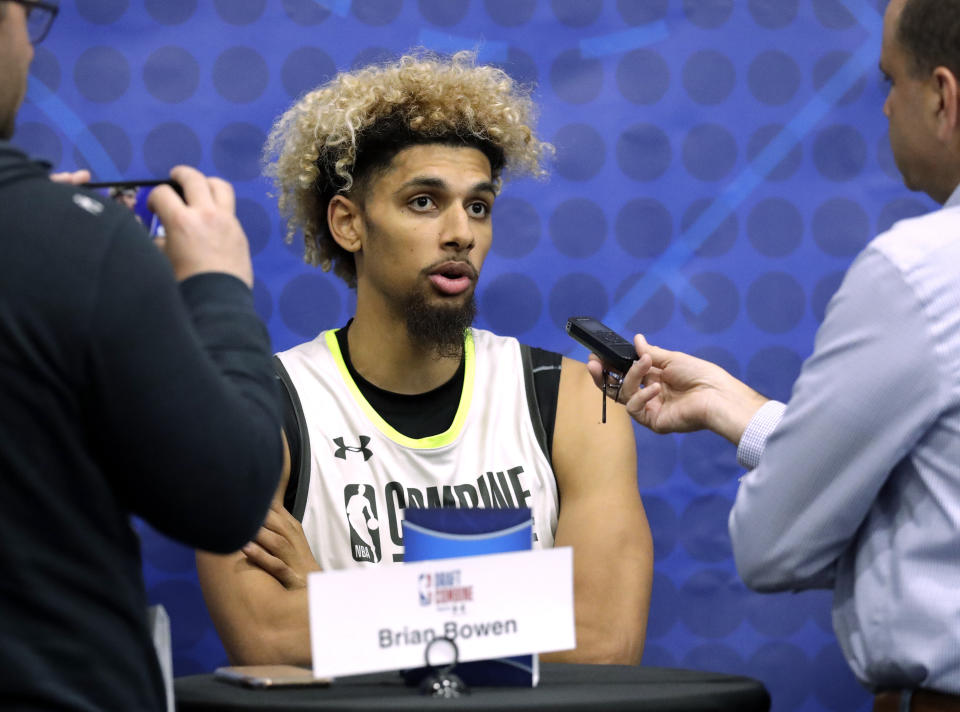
[275,328,560,569]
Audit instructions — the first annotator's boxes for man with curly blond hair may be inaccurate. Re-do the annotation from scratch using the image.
[197,51,653,667]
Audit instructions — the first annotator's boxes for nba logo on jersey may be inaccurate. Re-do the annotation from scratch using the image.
[343,484,382,563]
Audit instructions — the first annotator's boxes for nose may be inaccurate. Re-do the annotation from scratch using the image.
[441,205,476,252]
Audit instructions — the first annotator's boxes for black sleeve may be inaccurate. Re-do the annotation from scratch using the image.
[274,355,311,521]
[521,345,563,464]
[86,221,283,553]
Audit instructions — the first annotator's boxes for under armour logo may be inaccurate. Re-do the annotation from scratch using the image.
[333,436,373,461]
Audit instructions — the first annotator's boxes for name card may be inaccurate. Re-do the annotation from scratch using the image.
[307,547,574,679]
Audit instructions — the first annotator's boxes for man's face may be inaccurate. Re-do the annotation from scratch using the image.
[353,143,496,355]
[0,2,35,140]
[880,0,948,201]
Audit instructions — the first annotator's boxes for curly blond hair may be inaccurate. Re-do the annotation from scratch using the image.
[263,50,552,287]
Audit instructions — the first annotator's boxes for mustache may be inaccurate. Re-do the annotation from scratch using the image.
[422,258,478,280]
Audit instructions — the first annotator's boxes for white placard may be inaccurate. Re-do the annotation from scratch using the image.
[307,547,574,679]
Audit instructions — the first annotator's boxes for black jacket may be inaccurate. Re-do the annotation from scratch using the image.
[0,142,282,711]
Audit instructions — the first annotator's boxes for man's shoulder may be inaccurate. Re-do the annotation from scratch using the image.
[870,202,960,273]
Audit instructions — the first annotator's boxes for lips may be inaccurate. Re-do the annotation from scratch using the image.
[427,261,476,296]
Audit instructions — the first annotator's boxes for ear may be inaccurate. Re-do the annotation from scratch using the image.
[327,194,363,254]
[932,66,960,142]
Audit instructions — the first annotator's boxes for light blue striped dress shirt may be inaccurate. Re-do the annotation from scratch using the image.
[731,185,960,693]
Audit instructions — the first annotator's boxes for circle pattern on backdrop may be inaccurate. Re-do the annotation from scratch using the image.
[617,0,668,25]
[643,495,680,561]
[746,346,804,403]
[617,124,672,181]
[419,0,470,27]
[615,273,675,334]
[480,273,542,334]
[683,0,733,28]
[282,0,331,25]
[145,0,197,25]
[144,47,199,104]
[811,270,846,323]
[212,123,266,181]
[814,51,867,106]
[352,0,402,25]
[748,0,798,28]
[616,198,672,259]
[73,122,132,175]
[682,199,739,258]
[748,50,801,106]
[553,123,606,181]
[278,274,343,339]
[680,494,735,562]
[812,0,857,29]
[680,272,740,333]
[77,0,128,25]
[549,198,606,258]
[484,0,536,26]
[746,272,805,334]
[617,50,671,106]
[551,0,602,28]
[550,49,603,105]
[143,123,202,176]
[213,48,269,104]
[748,198,803,257]
[812,198,871,256]
[747,124,803,182]
[74,47,130,104]
[16,123,62,166]
[282,47,337,99]
[680,569,746,638]
[813,125,868,181]
[548,273,608,330]
[680,431,741,487]
[491,197,541,258]
[214,0,266,25]
[682,124,738,182]
[634,429,679,489]
[30,47,61,91]
[683,50,735,106]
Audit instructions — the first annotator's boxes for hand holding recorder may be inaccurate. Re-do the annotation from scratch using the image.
[581,329,769,444]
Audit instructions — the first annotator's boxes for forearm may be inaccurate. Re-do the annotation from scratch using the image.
[197,551,312,666]
[548,500,652,664]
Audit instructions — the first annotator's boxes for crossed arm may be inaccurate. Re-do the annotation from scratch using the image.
[197,359,653,666]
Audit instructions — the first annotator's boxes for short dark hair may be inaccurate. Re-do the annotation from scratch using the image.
[897,0,960,80]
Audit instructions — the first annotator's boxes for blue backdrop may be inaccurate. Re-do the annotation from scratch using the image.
[14,2,930,711]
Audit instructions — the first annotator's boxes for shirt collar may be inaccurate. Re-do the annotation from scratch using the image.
[945,182,960,209]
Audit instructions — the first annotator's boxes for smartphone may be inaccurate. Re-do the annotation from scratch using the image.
[566,316,638,374]
[214,664,332,688]
[86,179,184,200]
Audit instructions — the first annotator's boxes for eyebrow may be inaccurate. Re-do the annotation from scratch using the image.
[396,176,497,197]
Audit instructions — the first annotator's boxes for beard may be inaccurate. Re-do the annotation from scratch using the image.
[399,288,476,359]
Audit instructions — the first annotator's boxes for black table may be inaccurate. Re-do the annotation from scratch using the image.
[175,663,770,711]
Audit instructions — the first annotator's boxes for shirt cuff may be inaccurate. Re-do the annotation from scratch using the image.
[736,400,787,470]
